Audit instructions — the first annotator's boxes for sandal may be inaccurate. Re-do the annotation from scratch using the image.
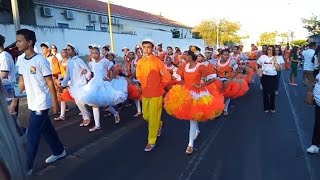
[114,115,120,124]
[80,119,91,127]
[54,116,65,121]
[89,126,101,132]
[134,112,142,118]
[185,146,193,155]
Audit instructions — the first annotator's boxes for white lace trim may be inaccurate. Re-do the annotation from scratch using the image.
[189,89,211,99]
[217,58,231,67]
[206,74,217,80]
[185,63,201,73]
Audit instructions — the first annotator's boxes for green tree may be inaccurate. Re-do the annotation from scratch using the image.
[291,39,308,47]
[193,19,241,46]
[302,15,320,35]
[259,31,278,45]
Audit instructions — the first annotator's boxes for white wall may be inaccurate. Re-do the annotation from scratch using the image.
[0,24,205,56]
[34,5,193,38]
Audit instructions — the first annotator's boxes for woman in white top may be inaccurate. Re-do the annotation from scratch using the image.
[307,72,320,153]
[256,45,281,112]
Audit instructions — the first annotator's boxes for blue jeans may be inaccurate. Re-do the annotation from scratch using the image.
[27,109,64,169]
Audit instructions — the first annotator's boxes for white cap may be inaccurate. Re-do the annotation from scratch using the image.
[40,42,50,48]
[66,43,79,55]
[91,44,100,49]
[122,47,130,51]
[141,38,156,47]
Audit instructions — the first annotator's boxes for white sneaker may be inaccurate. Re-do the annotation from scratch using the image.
[79,112,82,116]
[45,150,66,164]
[307,145,319,154]
[275,91,278,95]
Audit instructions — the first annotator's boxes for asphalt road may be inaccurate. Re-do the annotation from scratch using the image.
[22,70,319,180]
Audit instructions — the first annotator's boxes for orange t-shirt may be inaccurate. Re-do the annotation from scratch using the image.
[136,54,171,97]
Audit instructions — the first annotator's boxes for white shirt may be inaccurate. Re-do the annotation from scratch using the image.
[303,49,315,71]
[277,56,285,65]
[61,56,91,87]
[314,73,320,106]
[54,53,63,62]
[18,54,52,111]
[0,51,16,83]
[257,55,277,76]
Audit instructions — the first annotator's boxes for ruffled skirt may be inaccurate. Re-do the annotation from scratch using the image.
[70,76,128,107]
[164,84,224,121]
[128,83,142,100]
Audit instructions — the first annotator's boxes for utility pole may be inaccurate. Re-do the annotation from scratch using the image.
[107,0,115,52]
[11,0,21,31]
[216,19,220,49]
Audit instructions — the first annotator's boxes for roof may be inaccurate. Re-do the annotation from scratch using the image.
[33,0,192,29]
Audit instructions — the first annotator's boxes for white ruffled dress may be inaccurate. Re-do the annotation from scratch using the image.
[71,59,128,107]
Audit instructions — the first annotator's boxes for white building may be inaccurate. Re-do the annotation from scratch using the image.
[1,0,205,56]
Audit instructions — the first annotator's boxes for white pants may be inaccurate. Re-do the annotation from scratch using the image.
[60,101,66,117]
[135,100,141,113]
[92,107,100,127]
[224,98,231,112]
[188,120,200,147]
[75,99,91,120]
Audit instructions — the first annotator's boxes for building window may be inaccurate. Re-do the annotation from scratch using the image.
[57,23,69,29]
[100,26,108,32]
[86,25,95,31]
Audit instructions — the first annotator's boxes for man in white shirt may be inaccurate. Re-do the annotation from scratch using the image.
[302,42,317,93]
[16,29,66,175]
[60,43,92,126]
[0,34,25,136]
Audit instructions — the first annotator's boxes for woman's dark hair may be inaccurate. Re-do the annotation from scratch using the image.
[220,49,230,55]
[275,46,283,56]
[291,46,298,55]
[233,46,239,50]
[267,45,276,56]
[0,34,5,47]
[102,46,110,52]
[16,29,36,47]
[186,50,197,61]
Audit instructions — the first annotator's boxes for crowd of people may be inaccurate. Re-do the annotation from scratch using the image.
[0,28,320,179]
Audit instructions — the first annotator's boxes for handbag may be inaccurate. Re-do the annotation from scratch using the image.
[273,56,281,71]
[304,92,315,105]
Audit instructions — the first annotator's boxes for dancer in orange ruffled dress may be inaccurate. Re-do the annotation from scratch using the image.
[164,50,224,155]
[216,49,241,116]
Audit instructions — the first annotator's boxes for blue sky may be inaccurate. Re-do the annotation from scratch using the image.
[107,0,320,41]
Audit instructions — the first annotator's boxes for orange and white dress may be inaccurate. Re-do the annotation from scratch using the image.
[216,58,248,99]
[164,63,224,121]
[165,65,181,91]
